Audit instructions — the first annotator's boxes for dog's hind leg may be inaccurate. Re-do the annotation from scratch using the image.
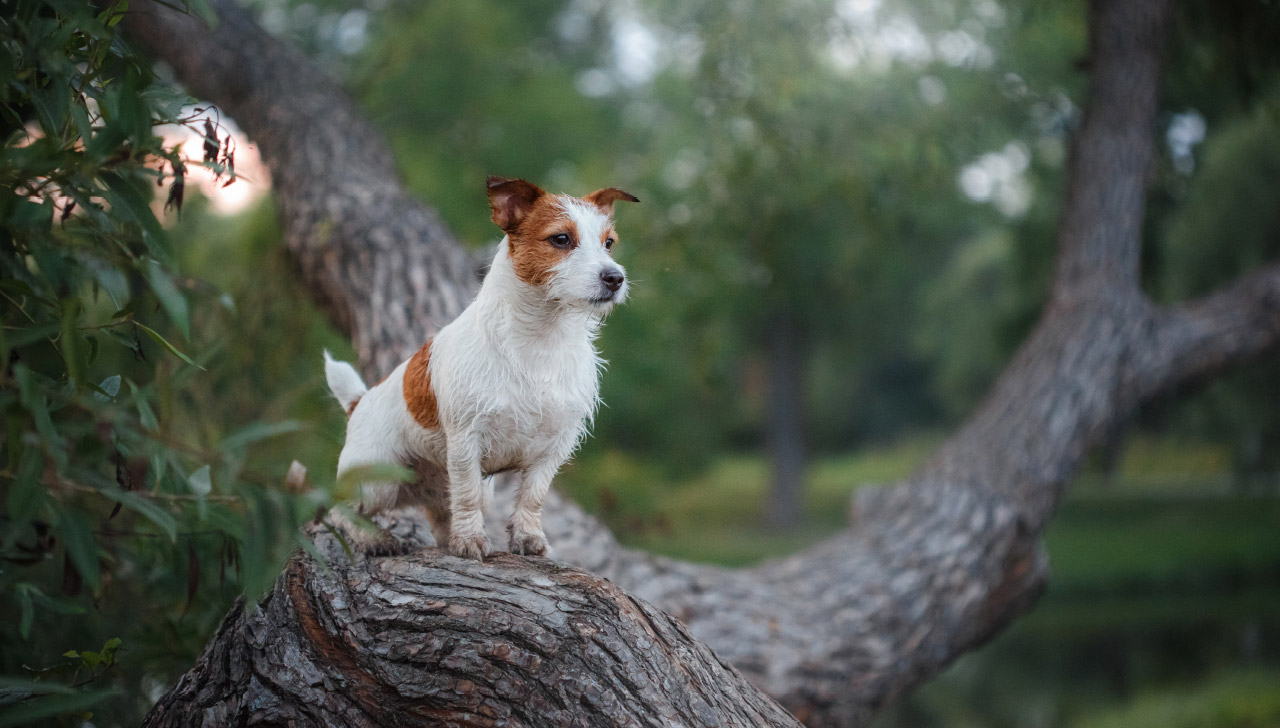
[330,415,409,556]
[401,460,452,548]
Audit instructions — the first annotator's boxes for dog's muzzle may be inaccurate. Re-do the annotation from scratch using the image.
[600,268,624,292]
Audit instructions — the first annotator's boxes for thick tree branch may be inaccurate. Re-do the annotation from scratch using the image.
[1051,0,1170,303]
[1132,261,1280,398]
[125,0,1280,726]
[142,523,801,727]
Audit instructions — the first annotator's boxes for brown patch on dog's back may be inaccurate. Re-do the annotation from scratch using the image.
[507,195,576,286]
[403,340,439,429]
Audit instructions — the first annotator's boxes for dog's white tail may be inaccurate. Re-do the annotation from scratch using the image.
[323,350,368,413]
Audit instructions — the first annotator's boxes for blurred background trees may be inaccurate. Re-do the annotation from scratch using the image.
[2,0,1279,725]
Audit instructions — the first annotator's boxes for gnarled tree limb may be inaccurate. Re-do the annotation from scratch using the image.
[142,523,801,727]
[1134,262,1280,400]
[126,0,1280,725]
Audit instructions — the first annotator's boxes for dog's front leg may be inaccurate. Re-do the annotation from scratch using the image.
[445,431,490,560]
[508,434,575,557]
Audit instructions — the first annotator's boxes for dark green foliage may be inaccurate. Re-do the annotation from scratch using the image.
[0,3,329,724]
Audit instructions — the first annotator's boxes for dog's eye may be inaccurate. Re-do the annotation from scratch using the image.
[548,233,572,249]
[604,237,615,251]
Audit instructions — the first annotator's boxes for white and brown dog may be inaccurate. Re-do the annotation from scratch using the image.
[323,176,637,560]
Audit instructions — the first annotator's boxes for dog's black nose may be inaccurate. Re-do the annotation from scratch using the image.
[600,269,624,292]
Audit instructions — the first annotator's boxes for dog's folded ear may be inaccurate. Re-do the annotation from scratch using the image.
[487,176,546,233]
[585,187,641,212]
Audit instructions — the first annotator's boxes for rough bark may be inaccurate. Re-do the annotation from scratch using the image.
[126,0,1280,726]
[143,522,800,728]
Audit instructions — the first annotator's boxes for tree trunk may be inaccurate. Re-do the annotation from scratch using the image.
[125,0,1280,726]
[142,523,801,728]
[765,312,807,529]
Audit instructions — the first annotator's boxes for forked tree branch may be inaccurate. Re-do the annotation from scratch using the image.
[1050,0,1170,303]
[1135,261,1280,399]
[125,0,1280,726]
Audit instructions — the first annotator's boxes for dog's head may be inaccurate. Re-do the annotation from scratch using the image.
[486,176,638,312]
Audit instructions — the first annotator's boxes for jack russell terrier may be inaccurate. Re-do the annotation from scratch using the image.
[323,176,637,560]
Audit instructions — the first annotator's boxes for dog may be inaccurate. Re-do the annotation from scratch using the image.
[323,176,637,560]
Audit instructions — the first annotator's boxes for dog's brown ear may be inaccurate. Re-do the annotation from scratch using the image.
[585,187,640,212]
[487,176,546,233]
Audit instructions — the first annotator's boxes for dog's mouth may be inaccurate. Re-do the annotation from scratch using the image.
[587,293,616,306]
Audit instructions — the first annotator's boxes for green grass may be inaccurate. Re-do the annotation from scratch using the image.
[1069,670,1280,728]
[1045,495,1280,588]
[561,434,1280,574]
[558,436,938,565]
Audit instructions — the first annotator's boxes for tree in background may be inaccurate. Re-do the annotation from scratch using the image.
[4,0,1279,724]
[345,0,1064,527]
[120,0,1280,726]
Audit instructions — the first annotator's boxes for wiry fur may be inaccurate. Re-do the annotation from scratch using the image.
[324,177,637,560]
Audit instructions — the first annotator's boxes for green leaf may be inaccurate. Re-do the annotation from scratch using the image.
[322,518,356,562]
[79,650,101,670]
[5,197,53,230]
[185,0,217,27]
[0,677,76,697]
[112,491,178,542]
[57,510,101,591]
[99,0,128,27]
[13,366,65,470]
[29,589,86,617]
[187,465,211,496]
[219,420,305,452]
[92,374,121,402]
[103,326,142,360]
[0,279,52,305]
[58,298,86,387]
[99,173,168,256]
[0,688,119,727]
[144,258,189,340]
[335,462,414,500]
[128,380,158,431]
[90,264,129,310]
[133,321,202,369]
[109,296,143,322]
[0,324,58,364]
[16,585,33,640]
[4,447,45,550]
[296,531,331,574]
[69,96,93,145]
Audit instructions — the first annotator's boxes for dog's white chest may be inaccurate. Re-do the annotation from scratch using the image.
[476,346,598,471]
[425,303,602,475]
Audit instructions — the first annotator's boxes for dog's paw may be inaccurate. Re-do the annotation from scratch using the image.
[507,527,548,557]
[363,531,413,557]
[339,527,408,557]
[448,531,491,561]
